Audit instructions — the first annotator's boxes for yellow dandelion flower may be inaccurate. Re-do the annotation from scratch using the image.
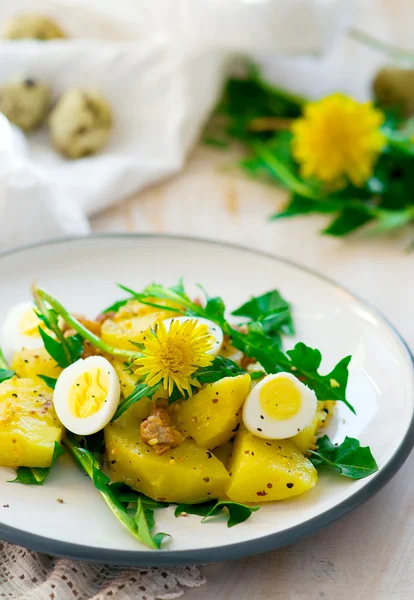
[292,94,386,187]
[134,319,214,396]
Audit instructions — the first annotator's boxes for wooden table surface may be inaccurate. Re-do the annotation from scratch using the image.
[91,145,414,600]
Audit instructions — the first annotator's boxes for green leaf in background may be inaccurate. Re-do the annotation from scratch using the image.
[174,500,259,528]
[9,441,65,485]
[0,369,15,383]
[271,194,342,220]
[37,375,57,389]
[309,435,378,479]
[232,289,294,336]
[323,205,375,236]
[215,65,303,142]
[205,61,414,243]
[368,207,414,234]
[204,136,230,149]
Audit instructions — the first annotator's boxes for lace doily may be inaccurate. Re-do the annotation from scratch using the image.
[0,542,206,600]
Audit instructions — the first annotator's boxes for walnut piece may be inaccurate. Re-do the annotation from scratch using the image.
[140,406,183,455]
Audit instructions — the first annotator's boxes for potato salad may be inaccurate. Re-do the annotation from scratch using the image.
[0,281,378,548]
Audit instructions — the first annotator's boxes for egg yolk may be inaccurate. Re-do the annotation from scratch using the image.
[68,368,109,419]
[18,309,43,338]
[259,377,302,420]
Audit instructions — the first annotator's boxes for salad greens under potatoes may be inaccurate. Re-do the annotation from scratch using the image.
[0,280,378,549]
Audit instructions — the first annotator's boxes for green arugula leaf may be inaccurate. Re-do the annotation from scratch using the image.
[249,370,266,380]
[309,435,378,479]
[175,500,216,518]
[77,431,106,462]
[108,482,170,509]
[38,327,71,368]
[0,369,15,383]
[37,375,57,389]
[112,383,160,422]
[195,356,246,384]
[135,498,170,548]
[204,501,260,528]
[226,323,282,374]
[66,334,84,363]
[286,343,353,410]
[232,289,294,336]
[203,296,226,321]
[10,441,65,485]
[64,435,170,549]
[174,500,259,528]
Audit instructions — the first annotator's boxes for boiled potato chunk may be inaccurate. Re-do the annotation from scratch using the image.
[213,440,233,469]
[175,374,251,448]
[226,430,317,502]
[101,313,160,351]
[105,415,229,503]
[101,300,180,351]
[291,401,336,454]
[11,347,62,383]
[111,359,138,398]
[0,377,63,468]
[291,413,318,454]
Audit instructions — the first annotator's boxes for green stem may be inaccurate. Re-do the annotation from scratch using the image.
[36,288,138,361]
[33,284,73,366]
[252,142,322,201]
[0,348,9,370]
[349,28,414,63]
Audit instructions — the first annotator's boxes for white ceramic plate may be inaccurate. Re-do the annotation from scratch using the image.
[0,234,413,566]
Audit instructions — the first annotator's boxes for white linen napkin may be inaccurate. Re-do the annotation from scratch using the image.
[0,0,359,250]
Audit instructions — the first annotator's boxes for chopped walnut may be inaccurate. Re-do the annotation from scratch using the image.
[81,340,103,359]
[61,314,102,337]
[241,355,257,370]
[140,406,183,455]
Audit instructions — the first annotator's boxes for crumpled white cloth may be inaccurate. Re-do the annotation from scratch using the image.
[0,0,359,250]
[0,541,206,600]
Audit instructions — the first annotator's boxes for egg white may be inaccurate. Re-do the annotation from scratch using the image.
[1,301,45,362]
[53,356,120,435]
[243,372,317,440]
[162,316,224,356]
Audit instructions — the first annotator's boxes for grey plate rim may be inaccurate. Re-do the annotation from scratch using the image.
[0,232,413,566]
